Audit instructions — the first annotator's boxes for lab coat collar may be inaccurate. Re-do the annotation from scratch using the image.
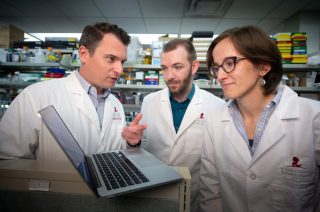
[160,87,176,135]
[159,83,203,137]
[177,84,203,137]
[220,106,252,164]
[276,85,299,119]
[65,71,101,132]
[249,112,285,166]
[250,86,299,166]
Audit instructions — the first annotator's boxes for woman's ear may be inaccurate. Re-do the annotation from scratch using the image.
[258,63,271,77]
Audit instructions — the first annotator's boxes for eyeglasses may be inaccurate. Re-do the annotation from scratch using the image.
[209,57,247,78]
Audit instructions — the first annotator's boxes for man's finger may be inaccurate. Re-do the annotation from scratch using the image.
[125,124,147,133]
[135,124,147,130]
[130,113,143,126]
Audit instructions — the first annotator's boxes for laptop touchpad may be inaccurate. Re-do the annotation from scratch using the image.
[131,155,163,168]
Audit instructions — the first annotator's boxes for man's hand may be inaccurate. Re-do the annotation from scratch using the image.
[122,113,147,147]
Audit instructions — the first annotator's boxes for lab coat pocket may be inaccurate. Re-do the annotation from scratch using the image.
[271,182,314,211]
[185,126,204,154]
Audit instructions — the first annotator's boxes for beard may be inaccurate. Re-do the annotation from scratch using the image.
[165,68,193,98]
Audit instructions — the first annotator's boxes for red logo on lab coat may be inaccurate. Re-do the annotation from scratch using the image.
[113,107,122,120]
[200,113,204,119]
[291,156,302,168]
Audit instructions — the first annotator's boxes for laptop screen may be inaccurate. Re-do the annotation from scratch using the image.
[38,106,95,190]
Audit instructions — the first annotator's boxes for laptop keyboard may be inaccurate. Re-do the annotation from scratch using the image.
[93,151,149,190]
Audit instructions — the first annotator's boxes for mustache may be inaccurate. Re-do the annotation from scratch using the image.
[167,79,180,84]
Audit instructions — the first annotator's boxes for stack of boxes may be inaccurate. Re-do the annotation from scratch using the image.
[42,67,65,80]
[144,70,159,85]
[273,33,292,64]
[291,32,308,64]
[191,31,214,62]
[151,41,163,65]
[191,32,214,86]
[158,71,165,85]
[273,32,308,64]
[192,37,213,62]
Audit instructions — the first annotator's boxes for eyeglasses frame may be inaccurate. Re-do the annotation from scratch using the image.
[209,56,247,78]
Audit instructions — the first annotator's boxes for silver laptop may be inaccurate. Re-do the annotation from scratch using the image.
[38,105,182,198]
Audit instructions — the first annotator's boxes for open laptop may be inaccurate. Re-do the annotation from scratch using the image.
[38,105,182,198]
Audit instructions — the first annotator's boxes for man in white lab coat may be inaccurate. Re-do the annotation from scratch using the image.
[0,22,146,160]
[139,39,224,212]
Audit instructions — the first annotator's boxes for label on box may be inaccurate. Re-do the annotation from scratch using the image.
[28,179,51,191]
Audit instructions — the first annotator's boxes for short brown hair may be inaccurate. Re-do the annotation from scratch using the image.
[163,39,197,63]
[207,25,283,95]
[79,22,130,55]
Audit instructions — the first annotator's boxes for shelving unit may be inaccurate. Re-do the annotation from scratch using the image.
[0,63,161,70]
[0,62,319,118]
[0,62,319,90]
[0,62,319,87]
[283,64,320,71]
[0,80,34,87]
[0,62,61,67]
[122,104,142,112]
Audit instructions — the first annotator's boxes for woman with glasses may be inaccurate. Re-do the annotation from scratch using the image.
[199,25,320,212]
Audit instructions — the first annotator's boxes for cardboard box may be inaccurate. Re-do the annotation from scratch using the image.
[0,25,24,48]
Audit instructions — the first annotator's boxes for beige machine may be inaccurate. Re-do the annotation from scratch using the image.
[0,159,190,212]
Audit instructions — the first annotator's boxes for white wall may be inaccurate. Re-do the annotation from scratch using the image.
[281,10,320,54]
[299,11,320,54]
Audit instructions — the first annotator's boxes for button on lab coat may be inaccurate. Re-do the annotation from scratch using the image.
[140,83,224,212]
[0,71,127,160]
[199,85,320,212]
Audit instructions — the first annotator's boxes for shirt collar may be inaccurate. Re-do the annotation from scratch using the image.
[75,70,110,98]
[169,83,195,102]
[272,84,284,106]
[228,85,284,110]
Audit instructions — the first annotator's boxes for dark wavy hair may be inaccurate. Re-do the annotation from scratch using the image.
[207,25,283,95]
[79,22,130,55]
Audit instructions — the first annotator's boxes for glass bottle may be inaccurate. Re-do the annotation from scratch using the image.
[144,48,152,65]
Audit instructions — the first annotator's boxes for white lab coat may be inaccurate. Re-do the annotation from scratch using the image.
[199,85,320,212]
[140,83,224,212]
[0,71,127,160]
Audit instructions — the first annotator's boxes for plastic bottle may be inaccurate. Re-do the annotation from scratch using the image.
[55,50,62,63]
[12,71,22,82]
[137,47,144,64]
[34,48,46,63]
[71,50,80,65]
[12,49,20,62]
[20,46,29,62]
[46,47,56,63]
[126,68,133,84]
